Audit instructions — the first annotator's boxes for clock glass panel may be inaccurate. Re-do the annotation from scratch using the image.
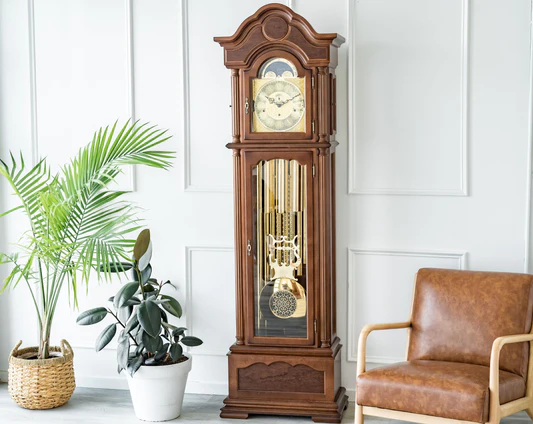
[252,58,305,133]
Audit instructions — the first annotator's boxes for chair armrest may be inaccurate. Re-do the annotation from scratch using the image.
[357,321,411,376]
[488,333,533,418]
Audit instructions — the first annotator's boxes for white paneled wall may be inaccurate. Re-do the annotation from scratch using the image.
[0,0,532,401]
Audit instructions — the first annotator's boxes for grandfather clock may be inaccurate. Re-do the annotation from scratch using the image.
[215,4,346,423]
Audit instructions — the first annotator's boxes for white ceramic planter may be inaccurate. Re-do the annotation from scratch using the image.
[125,353,192,421]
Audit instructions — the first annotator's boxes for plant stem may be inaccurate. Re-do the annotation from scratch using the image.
[39,318,52,359]
[107,309,138,346]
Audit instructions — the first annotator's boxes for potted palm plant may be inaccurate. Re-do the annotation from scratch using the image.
[77,229,203,421]
[0,121,174,410]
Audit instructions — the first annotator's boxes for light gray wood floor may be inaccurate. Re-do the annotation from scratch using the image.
[0,383,530,423]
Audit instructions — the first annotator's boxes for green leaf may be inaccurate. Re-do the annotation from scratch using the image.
[117,336,129,373]
[170,343,183,361]
[124,313,139,334]
[132,264,152,284]
[172,327,187,337]
[123,297,141,306]
[118,305,132,324]
[134,343,144,356]
[101,261,133,273]
[95,323,117,351]
[181,336,203,347]
[136,299,161,337]
[142,284,155,292]
[154,344,169,361]
[142,331,160,353]
[113,281,139,309]
[161,321,177,332]
[77,307,108,325]
[128,355,144,377]
[160,295,182,318]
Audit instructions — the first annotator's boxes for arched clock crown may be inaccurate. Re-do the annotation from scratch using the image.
[215,4,346,423]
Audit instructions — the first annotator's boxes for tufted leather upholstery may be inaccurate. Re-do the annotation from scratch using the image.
[408,268,533,378]
[356,268,533,423]
[356,360,526,423]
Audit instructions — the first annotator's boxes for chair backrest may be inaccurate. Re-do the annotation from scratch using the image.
[407,268,533,378]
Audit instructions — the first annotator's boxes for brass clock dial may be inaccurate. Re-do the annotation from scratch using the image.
[253,80,305,132]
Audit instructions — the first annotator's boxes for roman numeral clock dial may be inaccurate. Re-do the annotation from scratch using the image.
[253,80,305,132]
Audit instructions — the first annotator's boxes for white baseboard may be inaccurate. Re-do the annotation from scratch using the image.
[74,374,228,396]
[185,380,228,395]
[75,375,129,390]
[346,387,355,401]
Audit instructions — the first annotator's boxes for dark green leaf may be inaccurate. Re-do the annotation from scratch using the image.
[108,296,114,302]
[154,344,169,361]
[132,264,152,284]
[96,323,117,351]
[160,295,182,318]
[137,299,161,337]
[101,261,133,273]
[77,307,108,326]
[170,343,183,361]
[123,297,141,306]
[142,284,155,292]
[161,308,168,323]
[114,281,140,309]
[124,313,139,333]
[181,336,203,347]
[162,321,177,332]
[172,327,187,337]
[128,355,144,377]
[142,331,161,353]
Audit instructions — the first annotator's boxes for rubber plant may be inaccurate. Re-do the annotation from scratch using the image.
[76,229,202,376]
[0,121,174,359]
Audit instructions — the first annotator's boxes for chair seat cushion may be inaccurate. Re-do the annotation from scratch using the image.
[356,360,526,423]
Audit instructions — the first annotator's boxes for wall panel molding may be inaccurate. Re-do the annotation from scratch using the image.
[182,0,232,193]
[185,246,234,356]
[348,0,470,196]
[524,1,533,273]
[27,0,38,166]
[346,247,466,362]
[125,0,136,191]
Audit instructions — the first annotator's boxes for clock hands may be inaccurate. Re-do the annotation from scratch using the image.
[264,93,302,108]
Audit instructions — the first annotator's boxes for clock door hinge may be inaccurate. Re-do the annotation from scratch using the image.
[311,76,315,88]
[314,319,317,333]
[312,164,316,177]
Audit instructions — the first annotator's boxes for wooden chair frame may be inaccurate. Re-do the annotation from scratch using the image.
[355,274,533,424]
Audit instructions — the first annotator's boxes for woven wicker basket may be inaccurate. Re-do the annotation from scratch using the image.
[8,339,76,410]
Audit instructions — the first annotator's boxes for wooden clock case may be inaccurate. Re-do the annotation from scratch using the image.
[215,4,347,423]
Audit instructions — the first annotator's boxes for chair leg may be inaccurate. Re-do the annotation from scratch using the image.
[355,404,364,424]
[526,408,533,421]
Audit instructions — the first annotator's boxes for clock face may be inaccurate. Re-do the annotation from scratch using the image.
[252,57,306,133]
[254,80,305,132]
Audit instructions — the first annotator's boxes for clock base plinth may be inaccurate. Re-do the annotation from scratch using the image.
[220,343,347,423]
[220,387,348,423]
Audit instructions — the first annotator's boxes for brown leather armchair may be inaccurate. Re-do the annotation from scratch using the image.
[355,268,533,424]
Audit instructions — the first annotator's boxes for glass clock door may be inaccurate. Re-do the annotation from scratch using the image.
[244,152,315,345]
